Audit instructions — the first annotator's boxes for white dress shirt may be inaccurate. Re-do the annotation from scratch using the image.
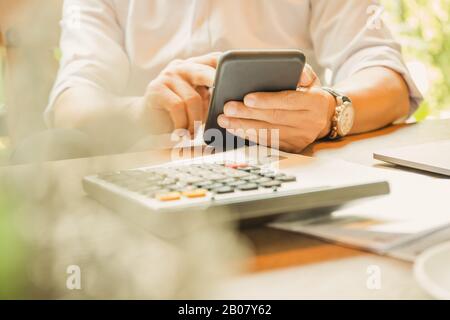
[46,0,422,126]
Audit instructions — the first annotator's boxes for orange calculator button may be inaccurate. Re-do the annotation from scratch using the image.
[156,192,181,202]
[182,189,208,198]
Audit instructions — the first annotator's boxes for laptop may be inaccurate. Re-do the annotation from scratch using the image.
[83,146,389,235]
[374,140,450,177]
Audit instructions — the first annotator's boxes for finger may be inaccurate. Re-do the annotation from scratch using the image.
[187,52,222,68]
[217,115,297,151]
[197,86,211,122]
[166,77,204,133]
[230,126,295,151]
[174,63,216,88]
[224,101,303,127]
[221,118,311,154]
[147,83,188,129]
[217,114,292,137]
[299,63,319,87]
[244,87,324,111]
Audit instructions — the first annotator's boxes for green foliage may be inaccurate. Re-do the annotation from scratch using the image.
[0,187,27,299]
[382,0,450,119]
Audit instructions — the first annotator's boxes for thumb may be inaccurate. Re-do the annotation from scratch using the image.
[299,63,320,87]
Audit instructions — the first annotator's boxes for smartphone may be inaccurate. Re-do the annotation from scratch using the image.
[204,50,306,151]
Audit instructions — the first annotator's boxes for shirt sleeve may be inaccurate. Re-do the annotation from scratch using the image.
[309,0,423,118]
[45,0,130,127]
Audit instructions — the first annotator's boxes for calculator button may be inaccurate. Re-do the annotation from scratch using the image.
[169,183,189,191]
[278,175,297,183]
[222,178,237,184]
[243,175,260,182]
[196,181,215,188]
[208,174,227,181]
[155,191,180,201]
[237,183,259,191]
[225,163,247,169]
[158,179,177,187]
[227,180,247,187]
[261,180,282,188]
[151,170,169,177]
[182,189,208,198]
[206,183,224,190]
[255,177,272,184]
[228,171,249,178]
[237,166,257,172]
[185,177,204,184]
[213,186,235,194]
[262,172,277,179]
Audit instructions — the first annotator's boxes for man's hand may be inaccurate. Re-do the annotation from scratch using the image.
[217,64,336,154]
[138,52,220,135]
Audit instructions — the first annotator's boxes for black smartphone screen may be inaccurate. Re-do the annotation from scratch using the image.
[204,50,305,152]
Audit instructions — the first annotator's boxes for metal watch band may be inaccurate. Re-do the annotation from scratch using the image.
[322,87,351,140]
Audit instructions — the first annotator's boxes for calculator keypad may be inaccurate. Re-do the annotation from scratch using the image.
[98,163,297,202]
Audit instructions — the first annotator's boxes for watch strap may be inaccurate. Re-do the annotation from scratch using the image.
[322,87,351,140]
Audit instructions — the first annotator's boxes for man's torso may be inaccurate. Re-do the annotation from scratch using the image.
[111,0,318,94]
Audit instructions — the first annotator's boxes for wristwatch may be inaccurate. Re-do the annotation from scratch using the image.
[322,87,355,140]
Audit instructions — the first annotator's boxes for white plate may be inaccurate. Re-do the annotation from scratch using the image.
[414,241,450,300]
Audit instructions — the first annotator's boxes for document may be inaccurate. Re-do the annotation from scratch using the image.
[270,161,450,261]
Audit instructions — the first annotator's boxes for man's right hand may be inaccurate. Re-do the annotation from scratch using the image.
[137,52,221,135]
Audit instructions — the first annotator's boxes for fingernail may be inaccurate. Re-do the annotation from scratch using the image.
[244,95,256,107]
[301,71,313,85]
[175,129,189,137]
[224,103,237,116]
[218,116,229,128]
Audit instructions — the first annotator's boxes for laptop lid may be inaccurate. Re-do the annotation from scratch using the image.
[374,140,450,176]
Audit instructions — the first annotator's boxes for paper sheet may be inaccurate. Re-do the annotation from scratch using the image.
[271,161,450,258]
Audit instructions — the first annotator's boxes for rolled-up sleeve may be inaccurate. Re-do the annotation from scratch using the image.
[45,0,130,127]
[309,0,423,117]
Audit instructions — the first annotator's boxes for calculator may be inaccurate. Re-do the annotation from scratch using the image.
[83,157,390,225]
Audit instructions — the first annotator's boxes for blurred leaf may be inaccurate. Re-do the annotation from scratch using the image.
[53,47,62,62]
[382,0,450,119]
[0,186,27,299]
[414,101,431,121]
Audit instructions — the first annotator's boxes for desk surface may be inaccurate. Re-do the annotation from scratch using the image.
[3,118,450,299]
[223,118,450,299]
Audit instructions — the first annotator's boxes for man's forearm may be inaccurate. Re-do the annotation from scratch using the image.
[54,87,130,130]
[334,67,411,134]
[53,87,170,151]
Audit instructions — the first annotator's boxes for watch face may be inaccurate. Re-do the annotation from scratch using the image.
[337,103,355,136]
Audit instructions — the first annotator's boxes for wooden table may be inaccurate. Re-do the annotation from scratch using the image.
[3,118,449,299]
[246,119,450,269]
